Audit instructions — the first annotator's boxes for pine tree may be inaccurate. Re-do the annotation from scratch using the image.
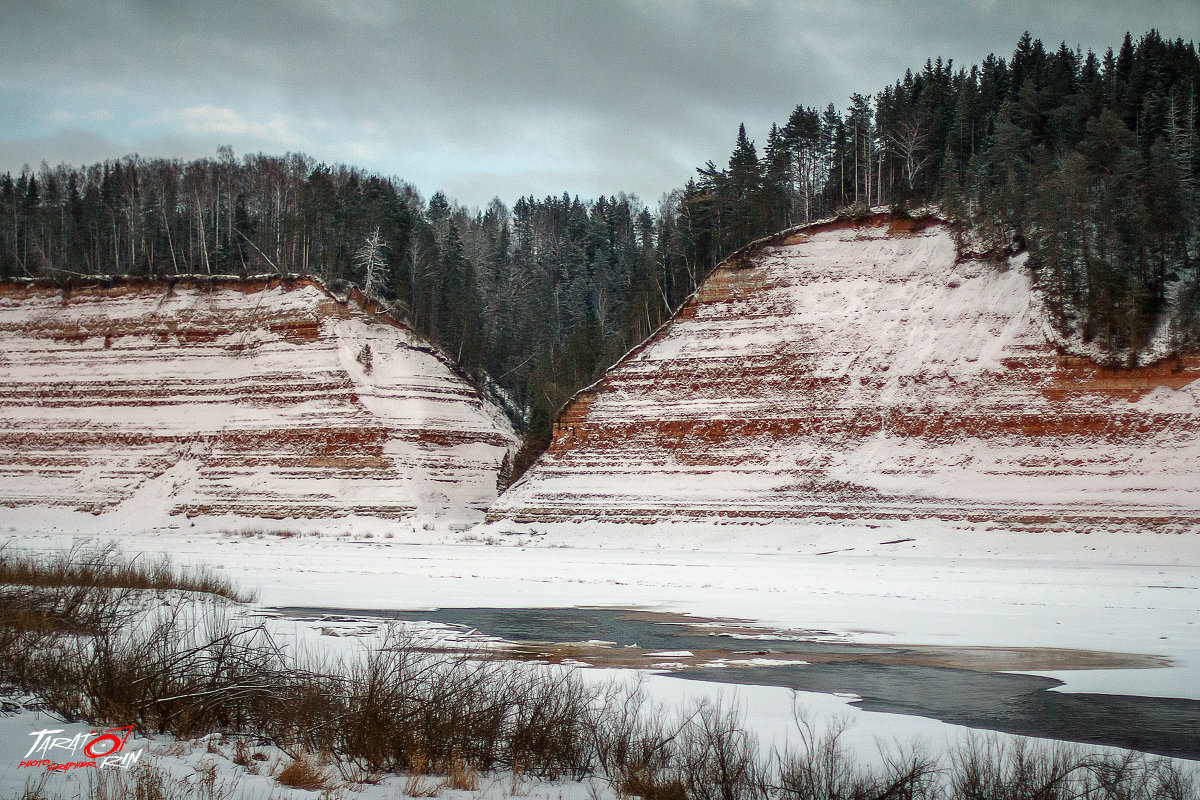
[726,123,761,246]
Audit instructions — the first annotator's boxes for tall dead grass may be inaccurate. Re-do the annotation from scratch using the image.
[0,541,253,602]
[0,541,251,699]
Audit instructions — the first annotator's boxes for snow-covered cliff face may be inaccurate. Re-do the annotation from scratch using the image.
[0,279,516,533]
[491,218,1200,535]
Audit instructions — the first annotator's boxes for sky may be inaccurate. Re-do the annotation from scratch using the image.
[1,1,1197,210]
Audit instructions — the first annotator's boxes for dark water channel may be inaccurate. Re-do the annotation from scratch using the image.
[274,606,1200,761]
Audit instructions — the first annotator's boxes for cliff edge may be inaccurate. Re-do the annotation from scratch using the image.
[489,217,1200,538]
[0,278,516,534]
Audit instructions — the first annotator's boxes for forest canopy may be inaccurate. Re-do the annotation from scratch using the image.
[2,30,1197,461]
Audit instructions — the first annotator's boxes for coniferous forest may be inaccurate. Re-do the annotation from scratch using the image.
[2,31,1197,462]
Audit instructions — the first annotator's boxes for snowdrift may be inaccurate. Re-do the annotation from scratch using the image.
[0,278,516,533]
[490,218,1200,535]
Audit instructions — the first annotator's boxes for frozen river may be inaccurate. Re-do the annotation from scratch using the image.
[13,528,1200,761]
[272,604,1200,759]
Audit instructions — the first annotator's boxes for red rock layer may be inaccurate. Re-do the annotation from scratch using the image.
[491,220,1200,533]
[0,280,514,528]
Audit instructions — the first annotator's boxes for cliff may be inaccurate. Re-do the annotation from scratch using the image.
[489,217,1200,536]
[0,278,516,533]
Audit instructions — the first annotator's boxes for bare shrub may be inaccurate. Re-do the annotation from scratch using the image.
[61,608,290,737]
[592,679,674,786]
[272,629,607,781]
[593,684,768,800]
[402,770,442,797]
[187,760,238,800]
[505,664,602,779]
[774,711,859,799]
[230,737,253,768]
[673,700,765,800]
[775,708,939,800]
[951,735,1072,800]
[951,735,1197,800]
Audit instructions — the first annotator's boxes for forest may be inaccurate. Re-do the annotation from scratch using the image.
[1,30,1197,466]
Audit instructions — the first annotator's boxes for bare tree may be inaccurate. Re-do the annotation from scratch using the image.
[887,118,935,193]
[355,226,388,301]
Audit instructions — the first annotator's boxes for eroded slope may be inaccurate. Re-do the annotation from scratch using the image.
[0,279,516,531]
[491,218,1200,533]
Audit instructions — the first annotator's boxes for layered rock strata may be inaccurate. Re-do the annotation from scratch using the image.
[0,278,515,529]
[491,218,1200,533]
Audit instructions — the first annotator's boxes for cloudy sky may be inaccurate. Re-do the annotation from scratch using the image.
[1,1,1196,208]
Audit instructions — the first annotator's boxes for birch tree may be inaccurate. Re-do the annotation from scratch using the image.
[355,226,388,301]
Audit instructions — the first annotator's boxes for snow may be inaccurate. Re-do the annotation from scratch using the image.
[11,528,1199,706]
[0,283,517,532]
[2,225,1199,793]
[493,223,1200,533]
[3,504,1198,792]
[701,658,811,667]
[4,551,1195,800]
[6,573,1195,800]
[0,705,614,799]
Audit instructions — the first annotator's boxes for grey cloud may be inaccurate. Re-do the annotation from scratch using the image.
[0,126,233,175]
[2,1,1197,206]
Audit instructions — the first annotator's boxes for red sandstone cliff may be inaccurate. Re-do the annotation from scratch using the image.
[0,278,516,532]
[489,218,1200,534]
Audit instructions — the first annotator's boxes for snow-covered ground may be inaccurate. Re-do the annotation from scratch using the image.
[9,525,1199,701]
[0,672,1110,800]
[3,525,1198,797]
[3,224,1198,796]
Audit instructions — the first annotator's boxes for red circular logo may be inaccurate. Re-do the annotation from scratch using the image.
[83,733,122,759]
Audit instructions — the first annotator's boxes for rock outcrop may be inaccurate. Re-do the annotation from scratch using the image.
[490,217,1200,533]
[0,278,516,531]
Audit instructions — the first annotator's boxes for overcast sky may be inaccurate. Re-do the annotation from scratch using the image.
[1,1,1196,209]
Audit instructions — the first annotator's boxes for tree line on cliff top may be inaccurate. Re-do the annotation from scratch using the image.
[1,30,1197,456]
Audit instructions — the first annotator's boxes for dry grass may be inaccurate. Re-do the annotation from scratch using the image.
[402,772,442,797]
[14,775,59,800]
[0,541,252,701]
[276,751,330,791]
[88,761,234,800]
[440,756,480,791]
[0,540,253,602]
